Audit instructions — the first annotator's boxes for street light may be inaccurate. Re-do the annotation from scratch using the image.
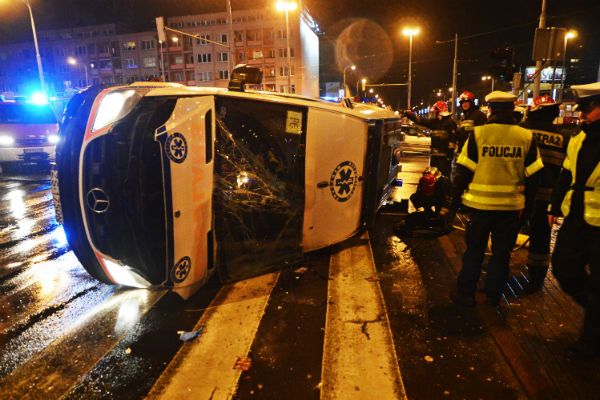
[482,75,494,91]
[558,30,577,102]
[342,64,356,97]
[276,0,297,93]
[18,0,46,95]
[356,77,366,98]
[67,57,88,87]
[402,26,420,109]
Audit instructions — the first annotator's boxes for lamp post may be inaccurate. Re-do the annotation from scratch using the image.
[276,1,297,93]
[402,27,420,109]
[342,64,355,97]
[558,30,577,102]
[19,0,46,95]
[158,40,166,81]
[482,75,494,91]
[67,57,88,86]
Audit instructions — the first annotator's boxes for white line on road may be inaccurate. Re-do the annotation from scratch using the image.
[320,232,407,400]
[147,272,279,400]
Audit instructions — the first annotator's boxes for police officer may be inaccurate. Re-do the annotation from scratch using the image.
[405,101,457,177]
[520,95,570,294]
[550,82,600,359]
[446,91,543,307]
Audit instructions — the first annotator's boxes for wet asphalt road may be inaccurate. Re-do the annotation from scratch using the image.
[2,135,594,400]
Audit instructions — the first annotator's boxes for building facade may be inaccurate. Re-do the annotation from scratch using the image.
[163,7,319,96]
[0,7,320,98]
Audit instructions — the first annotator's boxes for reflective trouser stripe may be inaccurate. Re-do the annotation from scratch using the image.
[527,252,551,268]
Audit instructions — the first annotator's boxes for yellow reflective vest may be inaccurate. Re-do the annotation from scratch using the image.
[457,123,544,211]
[560,131,600,226]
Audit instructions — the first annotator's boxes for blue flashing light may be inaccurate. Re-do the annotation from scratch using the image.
[31,92,49,105]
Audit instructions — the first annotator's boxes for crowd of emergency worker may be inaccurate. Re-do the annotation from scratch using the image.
[403,81,600,360]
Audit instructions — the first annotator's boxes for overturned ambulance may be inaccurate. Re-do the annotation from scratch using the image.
[53,68,402,298]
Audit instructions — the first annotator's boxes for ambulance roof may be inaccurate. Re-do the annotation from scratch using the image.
[128,82,399,121]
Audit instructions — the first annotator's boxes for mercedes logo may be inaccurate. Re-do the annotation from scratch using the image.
[86,188,110,214]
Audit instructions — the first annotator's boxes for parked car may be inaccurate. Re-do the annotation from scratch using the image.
[53,69,402,299]
[0,101,59,170]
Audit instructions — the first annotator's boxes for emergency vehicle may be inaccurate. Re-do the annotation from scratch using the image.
[0,100,59,170]
[53,66,402,299]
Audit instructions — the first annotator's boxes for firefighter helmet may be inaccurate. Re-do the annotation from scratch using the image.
[531,94,557,111]
[432,101,448,114]
[458,91,475,103]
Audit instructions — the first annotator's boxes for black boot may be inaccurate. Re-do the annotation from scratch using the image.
[568,298,600,359]
[522,265,548,295]
[451,290,475,307]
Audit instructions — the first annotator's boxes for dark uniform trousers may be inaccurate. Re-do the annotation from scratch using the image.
[458,209,521,296]
[552,219,600,341]
[527,200,552,271]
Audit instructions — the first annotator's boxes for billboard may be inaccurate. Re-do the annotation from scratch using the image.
[525,66,564,83]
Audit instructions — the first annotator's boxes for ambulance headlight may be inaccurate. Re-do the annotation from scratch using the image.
[92,89,142,132]
[103,257,151,288]
[47,134,59,144]
[0,135,14,146]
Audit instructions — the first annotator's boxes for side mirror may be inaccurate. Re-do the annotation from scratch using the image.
[228,64,263,92]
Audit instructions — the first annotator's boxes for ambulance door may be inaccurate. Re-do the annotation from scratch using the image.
[303,109,368,251]
[214,97,306,282]
[155,96,215,299]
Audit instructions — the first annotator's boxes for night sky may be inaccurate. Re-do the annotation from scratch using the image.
[0,0,598,107]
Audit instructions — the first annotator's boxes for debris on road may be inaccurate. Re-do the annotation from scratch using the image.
[234,356,252,371]
[178,327,204,342]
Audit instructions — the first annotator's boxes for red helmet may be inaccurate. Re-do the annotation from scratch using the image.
[459,91,475,103]
[532,94,555,108]
[432,101,448,114]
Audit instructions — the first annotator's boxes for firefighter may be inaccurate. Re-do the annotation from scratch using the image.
[444,91,543,307]
[520,95,570,294]
[452,91,487,184]
[405,101,457,177]
[550,82,600,359]
[410,166,451,217]
[456,91,487,154]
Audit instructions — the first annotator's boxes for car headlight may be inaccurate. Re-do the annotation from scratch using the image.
[48,134,59,144]
[0,135,14,146]
[92,89,142,132]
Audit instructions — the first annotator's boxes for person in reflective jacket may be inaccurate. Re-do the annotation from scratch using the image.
[520,95,571,294]
[550,82,600,359]
[444,91,543,307]
[405,101,457,178]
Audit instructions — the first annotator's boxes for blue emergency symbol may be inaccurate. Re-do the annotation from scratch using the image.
[172,256,191,283]
[329,161,358,202]
[165,132,188,163]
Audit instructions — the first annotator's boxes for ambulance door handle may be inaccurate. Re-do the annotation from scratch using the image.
[317,181,328,188]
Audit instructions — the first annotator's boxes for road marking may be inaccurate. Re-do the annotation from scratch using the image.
[147,272,279,400]
[321,233,407,400]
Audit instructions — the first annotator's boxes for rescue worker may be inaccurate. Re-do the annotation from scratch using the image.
[405,101,457,177]
[445,91,543,307]
[550,82,600,359]
[410,166,451,217]
[520,95,570,294]
[452,91,487,184]
[456,91,487,154]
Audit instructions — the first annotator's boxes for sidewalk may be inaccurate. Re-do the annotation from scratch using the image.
[373,144,600,399]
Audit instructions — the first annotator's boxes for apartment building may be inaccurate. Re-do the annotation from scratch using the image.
[0,23,160,96]
[163,7,319,96]
[0,7,320,98]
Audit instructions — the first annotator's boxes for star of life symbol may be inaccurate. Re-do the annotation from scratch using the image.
[172,256,191,283]
[329,161,358,202]
[165,132,188,163]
